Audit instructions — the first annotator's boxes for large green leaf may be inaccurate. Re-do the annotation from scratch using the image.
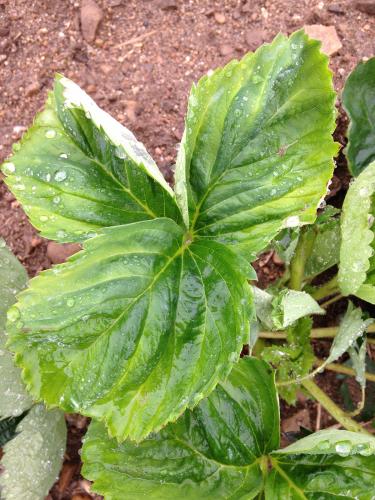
[0,404,66,500]
[0,240,32,417]
[175,30,337,258]
[338,161,375,299]
[343,57,375,176]
[81,358,279,500]
[1,76,181,243]
[7,218,253,441]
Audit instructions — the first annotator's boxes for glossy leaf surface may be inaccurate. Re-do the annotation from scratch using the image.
[343,57,375,176]
[339,161,375,297]
[1,76,181,243]
[271,290,323,329]
[7,218,253,441]
[0,240,32,417]
[82,358,279,500]
[176,30,337,258]
[304,217,340,280]
[0,404,66,500]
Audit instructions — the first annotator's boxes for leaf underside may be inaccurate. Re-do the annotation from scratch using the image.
[7,219,252,441]
[0,404,67,500]
[343,57,375,176]
[339,161,375,299]
[0,240,32,418]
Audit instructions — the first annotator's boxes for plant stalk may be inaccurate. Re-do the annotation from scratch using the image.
[302,379,370,434]
[259,324,375,340]
[288,227,315,291]
[314,359,375,383]
[311,275,340,301]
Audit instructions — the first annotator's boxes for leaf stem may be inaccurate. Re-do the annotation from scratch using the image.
[302,379,370,434]
[314,359,375,383]
[310,275,340,301]
[259,324,375,340]
[288,227,315,291]
[319,293,343,309]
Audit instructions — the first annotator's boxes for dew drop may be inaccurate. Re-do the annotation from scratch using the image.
[54,170,67,182]
[284,215,300,228]
[7,306,20,323]
[67,298,75,307]
[45,130,56,139]
[59,153,68,159]
[57,230,67,239]
[335,441,351,457]
[39,215,49,222]
[3,162,16,174]
[52,196,61,205]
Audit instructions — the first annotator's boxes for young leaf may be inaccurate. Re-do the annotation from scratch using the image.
[338,161,375,298]
[0,240,32,417]
[349,339,367,390]
[271,290,324,329]
[81,358,279,500]
[325,303,372,366]
[7,218,253,442]
[1,76,182,243]
[262,317,314,404]
[0,404,66,500]
[176,30,337,258]
[343,57,375,176]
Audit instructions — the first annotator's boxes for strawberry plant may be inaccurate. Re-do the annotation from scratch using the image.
[1,30,375,498]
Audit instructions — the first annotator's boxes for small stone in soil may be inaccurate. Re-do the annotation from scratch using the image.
[219,44,234,56]
[80,0,104,43]
[214,12,226,24]
[245,29,265,50]
[303,24,342,55]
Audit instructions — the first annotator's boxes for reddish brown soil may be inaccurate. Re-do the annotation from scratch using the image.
[1,0,375,498]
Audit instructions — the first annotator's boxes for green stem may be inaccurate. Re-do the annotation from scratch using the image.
[314,359,375,383]
[259,324,375,340]
[311,275,339,301]
[319,293,343,309]
[288,228,315,291]
[302,379,370,434]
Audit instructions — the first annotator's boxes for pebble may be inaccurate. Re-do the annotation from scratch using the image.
[214,12,226,24]
[25,80,41,97]
[158,0,178,10]
[245,29,265,50]
[80,0,104,43]
[219,44,234,56]
[303,24,342,55]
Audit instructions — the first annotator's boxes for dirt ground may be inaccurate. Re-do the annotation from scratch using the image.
[1,0,375,498]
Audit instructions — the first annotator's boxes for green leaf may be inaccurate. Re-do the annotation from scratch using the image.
[271,290,324,329]
[325,303,372,366]
[0,404,66,500]
[349,339,367,389]
[275,429,375,456]
[253,287,323,331]
[7,218,253,441]
[0,240,32,418]
[266,454,375,499]
[338,161,375,297]
[262,317,314,404]
[343,57,375,176]
[267,430,375,499]
[81,358,279,500]
[1,76,181,243]
[175,30,337,258]
[303,217,340,280]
